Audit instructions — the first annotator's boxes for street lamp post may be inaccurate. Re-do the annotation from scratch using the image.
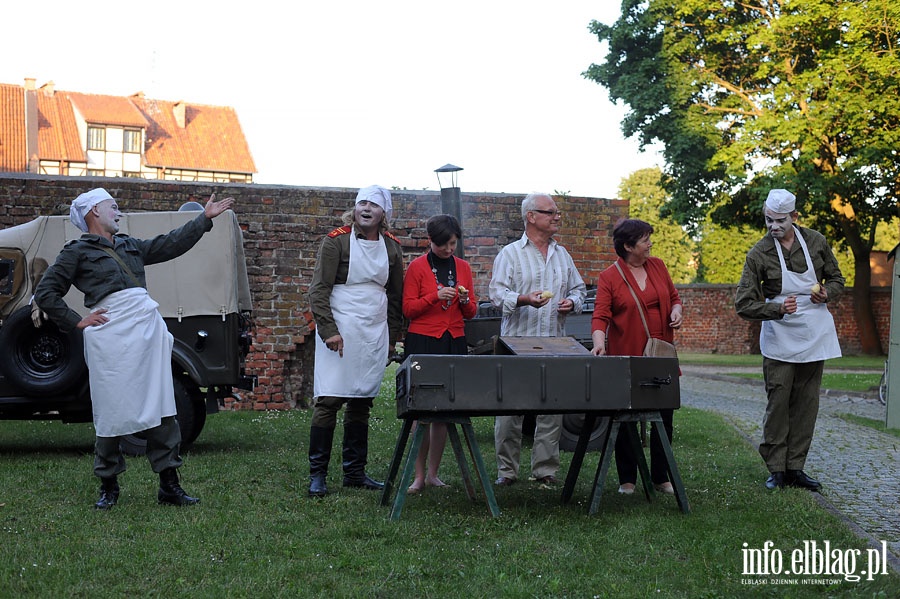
[434,163,464,258]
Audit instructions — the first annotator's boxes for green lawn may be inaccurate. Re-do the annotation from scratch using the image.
[679,352,885,393]
[1,365,896,597]
[678,352,884,370]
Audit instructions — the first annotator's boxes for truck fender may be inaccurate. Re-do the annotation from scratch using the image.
[170,341,206,388]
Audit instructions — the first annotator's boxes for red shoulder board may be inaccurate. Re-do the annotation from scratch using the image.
[327,226,351,238]
[384,231,400,243]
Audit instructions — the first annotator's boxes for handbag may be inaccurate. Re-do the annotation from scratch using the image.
[614,262,677,358]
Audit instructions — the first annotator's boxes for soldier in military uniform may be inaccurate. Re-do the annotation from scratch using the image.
[34,188,234,509]
[306,185,404,497]
[735,189,843,492]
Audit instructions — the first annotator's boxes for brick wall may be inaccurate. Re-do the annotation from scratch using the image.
[2,175,890,409]
[0,175,623,409]
[673,285,892,355]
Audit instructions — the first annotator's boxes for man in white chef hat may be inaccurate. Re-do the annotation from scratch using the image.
[35,187,235,509]
[735,188,844,492]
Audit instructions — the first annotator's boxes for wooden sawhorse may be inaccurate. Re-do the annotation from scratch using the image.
[380,417,501,520]
[561,410,690,514]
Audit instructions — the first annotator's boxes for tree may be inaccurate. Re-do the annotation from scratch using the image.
[619,167,696,283]
[695,219,764,283]
[586,0,900,354]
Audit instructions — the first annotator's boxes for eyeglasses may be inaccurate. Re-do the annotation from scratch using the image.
[531,209,563,217]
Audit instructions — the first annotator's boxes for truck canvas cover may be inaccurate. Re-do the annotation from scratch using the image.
[0,210,250,319]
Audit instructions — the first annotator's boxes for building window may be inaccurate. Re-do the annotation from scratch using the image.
[123,171,142,178]
[124,129,142,153]
[87,126,105,150]
[87,169,104,177]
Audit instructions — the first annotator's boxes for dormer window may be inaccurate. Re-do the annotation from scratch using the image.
[87,126,105,150]
[124,129,142,154]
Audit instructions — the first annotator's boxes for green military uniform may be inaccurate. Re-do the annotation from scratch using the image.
[35,213,213,332]
[306,215,404,496]
[308,225,404,346]
[35,201,215,509]
[735,224,844,477]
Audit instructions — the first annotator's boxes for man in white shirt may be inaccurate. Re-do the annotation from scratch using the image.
[488,192,586,486]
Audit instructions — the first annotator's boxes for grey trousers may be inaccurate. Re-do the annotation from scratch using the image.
[759,358,824,473]
[494,414,562,480]
[93,415,183,478]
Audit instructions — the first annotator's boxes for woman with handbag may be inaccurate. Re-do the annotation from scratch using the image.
[590,218,683,495]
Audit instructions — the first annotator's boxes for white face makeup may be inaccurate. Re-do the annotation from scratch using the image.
[93,199,121,235]
[354,200,384,231]
[764,209,793,240]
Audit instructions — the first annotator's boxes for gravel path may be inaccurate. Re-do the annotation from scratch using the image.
[679,366,900,568]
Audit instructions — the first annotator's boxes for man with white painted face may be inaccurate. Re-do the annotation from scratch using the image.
[735,189,844,492]
[34,187,235,509]
[306,186,404,497]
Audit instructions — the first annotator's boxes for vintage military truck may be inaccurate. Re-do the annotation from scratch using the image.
[0,204,255,453]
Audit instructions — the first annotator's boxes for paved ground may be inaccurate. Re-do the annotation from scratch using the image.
[679,365,900,570]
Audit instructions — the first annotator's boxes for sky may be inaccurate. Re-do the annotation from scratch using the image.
[2,1,663,199]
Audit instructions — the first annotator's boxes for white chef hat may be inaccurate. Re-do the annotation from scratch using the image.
[69,188,114,232]
[765,189,796,214]
[355,185,392,223]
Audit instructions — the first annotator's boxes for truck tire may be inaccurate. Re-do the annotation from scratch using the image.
[559,414,609,452]
[0,305,87,395]
[119,377,204,456]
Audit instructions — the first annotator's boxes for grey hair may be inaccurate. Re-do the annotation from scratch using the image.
[520,192,551,223]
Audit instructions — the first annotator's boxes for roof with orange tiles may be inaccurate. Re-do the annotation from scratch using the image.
[0,83,25,171]
[0,81,256,175]
[132,96,256,173]
[38,91,85,163]
[66,92,149,128]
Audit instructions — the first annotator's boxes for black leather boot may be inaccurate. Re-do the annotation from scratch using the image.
[308,425,334,497]
[158,468,200,506]
[94,476,120,510]
[341,422,383,490]
[786,470,821,491]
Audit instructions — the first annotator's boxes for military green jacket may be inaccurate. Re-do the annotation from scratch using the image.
[35,213,213,332]
[308,225,404,341]
[735,225,844,322]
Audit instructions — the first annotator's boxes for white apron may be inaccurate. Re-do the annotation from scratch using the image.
[760,226,842,363]
[83,287,176,437]
[313,232,390,399]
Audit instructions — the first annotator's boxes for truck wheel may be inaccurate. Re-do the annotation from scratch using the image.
[0,305,86,394]
[559,414,609,452]
[119,377,203,456]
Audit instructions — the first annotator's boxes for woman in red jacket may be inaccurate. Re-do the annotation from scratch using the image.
[402,214,478,493]
[590,218,683,496]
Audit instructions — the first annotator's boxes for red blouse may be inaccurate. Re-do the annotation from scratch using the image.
[403,253,478,339]
[591,256,681,357]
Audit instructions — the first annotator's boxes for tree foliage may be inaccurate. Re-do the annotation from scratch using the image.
[695,220,765,284]
[587,0,900,354]
[619,167,696,283]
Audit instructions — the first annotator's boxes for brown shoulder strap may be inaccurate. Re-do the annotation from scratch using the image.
[93,243,142,288]
[614,261,651,340]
